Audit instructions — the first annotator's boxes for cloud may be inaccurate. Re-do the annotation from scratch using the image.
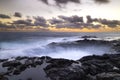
[1,14,119,31]
[49,15,120,29]
[56,22,82,28]
[94,0,109,4]
[49,18,64,24]
[58,15,83,23]
[33,16,48,27]
[54,22,101,29]
[54,0,80,4]
[86,15,120,27]
[40,0,110,8]
[41,0,49,5]
[12,19,33,26]
[0,14,11,19]
[0,22,15,29]
[0,22,8,28]
[86,15,93,23]
[48,15,85,29]
[40,0,80,7]
[14,12,22,18]
[98,19,120,27]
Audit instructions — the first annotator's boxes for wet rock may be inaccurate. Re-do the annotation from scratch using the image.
[96,72,120,80]
[0,73,8,80]
[0,59,8,63]
[0,53,120,80]
[13,69,21,75]
[27,78,32,80]
[44,64,85,80]
[46,58,76,67]
[44,58,85,80]
[81,35,97,38]
[15,56,28,60]
[2,60,22,67]
[113,41,120,53]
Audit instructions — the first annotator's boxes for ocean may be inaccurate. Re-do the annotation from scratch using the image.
[0,32,120,60]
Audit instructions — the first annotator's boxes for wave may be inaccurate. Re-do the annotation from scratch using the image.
[0,34,120,59]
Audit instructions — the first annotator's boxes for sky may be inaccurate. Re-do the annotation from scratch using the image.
[0,0,120,32]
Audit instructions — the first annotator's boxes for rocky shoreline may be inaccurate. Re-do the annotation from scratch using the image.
[0,53,120,80]
[0,39,120,80]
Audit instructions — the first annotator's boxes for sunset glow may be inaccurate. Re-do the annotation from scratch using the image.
[0,0,120,32]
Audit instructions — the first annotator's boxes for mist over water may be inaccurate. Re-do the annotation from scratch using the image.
[0,32,120,60]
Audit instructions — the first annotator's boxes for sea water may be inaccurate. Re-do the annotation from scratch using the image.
[0,32,120,60]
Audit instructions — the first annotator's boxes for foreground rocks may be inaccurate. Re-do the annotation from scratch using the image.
[0,53,120,80]
[44,54,120,80]
[0,39,120,80]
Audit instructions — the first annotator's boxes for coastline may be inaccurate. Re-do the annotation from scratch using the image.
[0,53,120,80]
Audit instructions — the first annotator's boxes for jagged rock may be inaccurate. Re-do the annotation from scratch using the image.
[44,58,84,80]
[96,72,120,80]
[46,58,76,68]
[2,60,22,67]
[81,35,97,38]
[113,41,120,53]
[0,54,120,80]
[44,64,85,80]
[13,69,21,75]
[0,73,8,80]
[0,59,8,63]
[15,56,28,60]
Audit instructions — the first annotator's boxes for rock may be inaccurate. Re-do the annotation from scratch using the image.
[44,58,85,80]
[79,54,120,75]
[44,65,85,80]
[0,59,8,63]
[18,64,28,71]
[2,60,22,67]
[79,54,110,62]
[0,73,8,80]
[0,54,120,80]
[96,72,120,80]
[15,56,28,60]
[81,35,97,38]
[112,41,120,53]
[13,69,21,75]
[27,78,32,80]
[45,58,76,69]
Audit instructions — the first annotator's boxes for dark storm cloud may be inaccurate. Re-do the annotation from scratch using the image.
[49,18,64,24]
[40,0,110,7]
[54,22,101,29]
[83,23,101,29]
[14,12,22,18]
[1,14,119,30]
[86,15,93,23]
[33,16,48,27]
[49,15,119,29]
[86,15,120,27]
[56,22,83,28]
[40,0,80,7]
[0,14,11,19]
[54,0,80,5]
[86,16,120,27]
[98,19,120,27]
[58,15,83,23]
[41,0,49,5]
[12,19,33,26]
[48,15,86,29]
[94,0,109,4]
